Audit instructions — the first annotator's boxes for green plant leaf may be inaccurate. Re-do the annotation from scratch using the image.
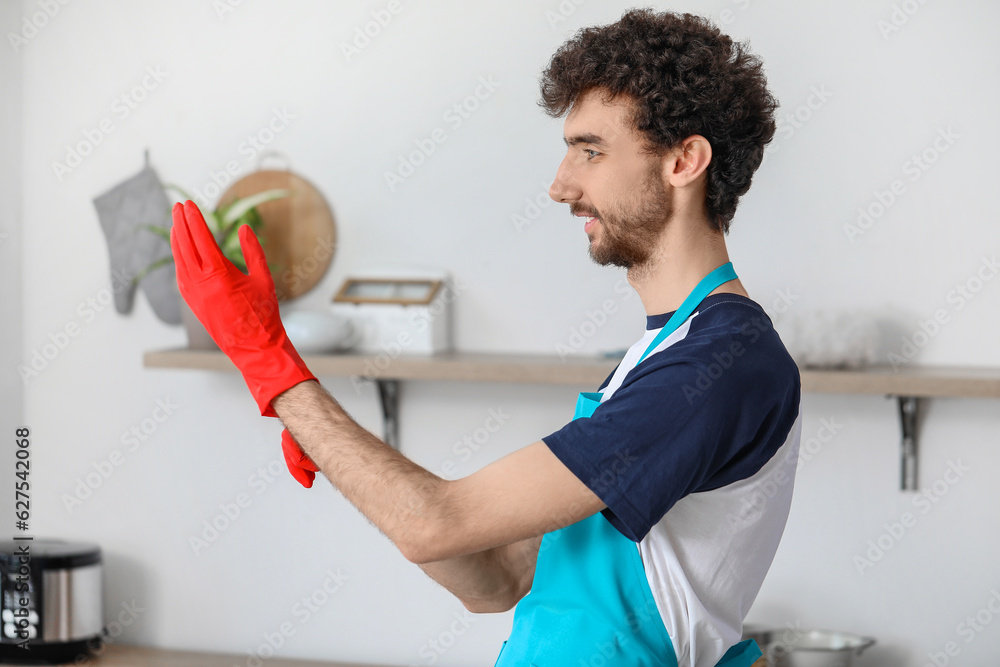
[242,207,264,240]
[219,217,241,248]
[221,226,244,258]
[244,206,263,229]
[218,201,271,261]
[220,188,290,225]
[220,216,249,252]
[138,182,290,285]
[215,199,241,226]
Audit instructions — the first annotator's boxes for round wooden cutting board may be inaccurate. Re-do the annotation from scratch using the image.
[217,169,336,301]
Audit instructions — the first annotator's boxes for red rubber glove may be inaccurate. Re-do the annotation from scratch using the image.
[281,428,320,488]
[170,200,317,417]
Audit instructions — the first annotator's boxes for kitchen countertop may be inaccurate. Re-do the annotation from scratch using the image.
[0,644,400,667]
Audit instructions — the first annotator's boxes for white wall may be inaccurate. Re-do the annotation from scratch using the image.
[11,1,1000,665]
[1,0,24,536]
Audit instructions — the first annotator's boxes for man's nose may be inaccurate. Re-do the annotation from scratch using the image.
[549,157,581,203]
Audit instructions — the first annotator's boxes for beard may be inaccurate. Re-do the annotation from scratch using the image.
[578,165,674,270]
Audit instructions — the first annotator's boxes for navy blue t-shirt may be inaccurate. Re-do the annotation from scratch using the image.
[542,293,801,543]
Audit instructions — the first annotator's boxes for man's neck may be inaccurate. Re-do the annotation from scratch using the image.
[626,217,746,317]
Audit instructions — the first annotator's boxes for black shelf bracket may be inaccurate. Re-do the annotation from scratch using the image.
[894,395,920,491]
[376,379,401,451]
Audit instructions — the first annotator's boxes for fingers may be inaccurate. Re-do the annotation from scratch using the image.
[239,224,270,278]
[280,428,319,489]
[282,442,315,488]
[170,202,197,271]
[281,428,320,471]
[182,200,224,269]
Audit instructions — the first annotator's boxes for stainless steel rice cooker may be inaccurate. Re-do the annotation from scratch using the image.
[0,539,103,664]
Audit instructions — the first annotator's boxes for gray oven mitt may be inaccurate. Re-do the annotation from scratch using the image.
[92,165,181,324]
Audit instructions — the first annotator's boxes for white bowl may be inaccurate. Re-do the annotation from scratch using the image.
[282,311,359,353]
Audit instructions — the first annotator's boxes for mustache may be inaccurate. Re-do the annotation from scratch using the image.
[570,205,599,218]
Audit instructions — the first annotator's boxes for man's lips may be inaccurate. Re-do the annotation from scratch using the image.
[576,213,598,233]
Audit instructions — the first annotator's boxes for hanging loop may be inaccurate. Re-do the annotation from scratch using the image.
[257,150,292,172]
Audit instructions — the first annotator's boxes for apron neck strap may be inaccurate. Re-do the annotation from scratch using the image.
[635,262,738,366]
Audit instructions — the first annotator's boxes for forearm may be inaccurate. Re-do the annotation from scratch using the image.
[418,550,513,613]
[272,380,445,562]
[418,537,540,613]
[272,381,530,611]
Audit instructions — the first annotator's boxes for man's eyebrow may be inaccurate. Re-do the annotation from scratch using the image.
[563,133,608,148]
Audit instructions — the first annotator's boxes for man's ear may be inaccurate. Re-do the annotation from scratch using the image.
[664,135,712,188]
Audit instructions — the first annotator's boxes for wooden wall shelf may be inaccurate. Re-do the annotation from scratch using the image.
[142,348,622,386]
[800,364,1000,399]
[143,349,1000,397]
[143,348,1000,490]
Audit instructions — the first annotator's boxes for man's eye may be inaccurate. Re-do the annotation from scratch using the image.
[584,149,601,160]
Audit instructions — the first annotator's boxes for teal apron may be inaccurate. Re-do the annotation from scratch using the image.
[494,262,761,667]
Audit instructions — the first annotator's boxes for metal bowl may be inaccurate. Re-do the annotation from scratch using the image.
[766,629,875,667]
[282,310,359,353]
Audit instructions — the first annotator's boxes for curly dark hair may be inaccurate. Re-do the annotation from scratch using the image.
[538,8,778,234]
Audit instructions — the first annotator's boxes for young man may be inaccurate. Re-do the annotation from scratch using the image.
[170,8,801,667]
